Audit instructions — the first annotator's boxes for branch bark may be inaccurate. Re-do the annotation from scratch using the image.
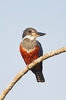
[0,46,66,100]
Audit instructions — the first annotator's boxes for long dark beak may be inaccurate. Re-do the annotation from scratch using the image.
[37,32,46,37]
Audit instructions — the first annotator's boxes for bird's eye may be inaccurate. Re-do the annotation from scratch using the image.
[28,30,32,33]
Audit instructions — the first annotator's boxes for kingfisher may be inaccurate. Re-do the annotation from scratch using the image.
[20,27,46,82]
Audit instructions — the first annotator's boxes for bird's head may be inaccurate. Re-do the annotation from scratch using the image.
[22,28,46,40]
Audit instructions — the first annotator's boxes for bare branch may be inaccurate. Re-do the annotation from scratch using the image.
[0,46,66,100]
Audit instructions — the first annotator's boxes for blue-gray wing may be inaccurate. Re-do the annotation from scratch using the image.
[37,41,43,57]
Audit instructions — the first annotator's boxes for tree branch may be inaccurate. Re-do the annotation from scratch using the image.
[0,46,66,100]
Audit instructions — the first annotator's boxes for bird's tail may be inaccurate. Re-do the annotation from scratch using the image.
[35,72,45,82]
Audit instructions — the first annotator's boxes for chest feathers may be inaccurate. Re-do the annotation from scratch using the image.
[20,38,40,64]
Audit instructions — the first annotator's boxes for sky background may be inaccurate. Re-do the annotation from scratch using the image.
[0,0,66,100]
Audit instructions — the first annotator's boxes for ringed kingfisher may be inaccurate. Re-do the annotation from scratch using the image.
[20,27,46,82]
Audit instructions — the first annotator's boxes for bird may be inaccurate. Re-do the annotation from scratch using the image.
[19,27,46,82]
